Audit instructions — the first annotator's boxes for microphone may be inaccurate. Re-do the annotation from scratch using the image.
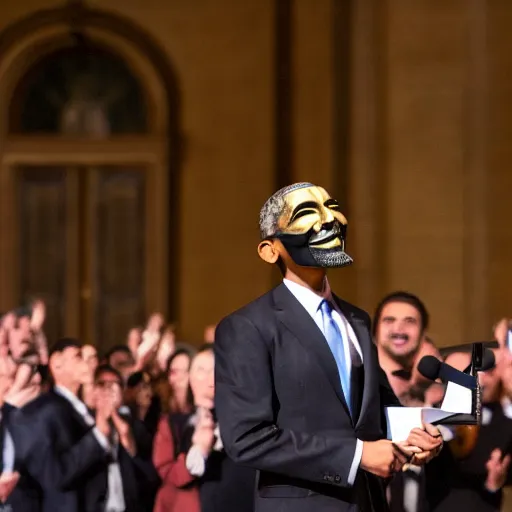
[417,356,477,390]
[462,348,495,374]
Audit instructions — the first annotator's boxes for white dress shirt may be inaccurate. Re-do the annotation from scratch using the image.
[0,410,15,473]
[283,278,364,486]
[54,386,126,512]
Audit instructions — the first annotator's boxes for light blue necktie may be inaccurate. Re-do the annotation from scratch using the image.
[319,299,352,415]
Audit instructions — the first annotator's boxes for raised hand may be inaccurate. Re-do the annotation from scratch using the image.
[0,472,20,503]
[30,300,46,332]
[485,448,511,492]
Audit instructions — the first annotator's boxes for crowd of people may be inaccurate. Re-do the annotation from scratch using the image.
[0,304,255,512]
[0,292,510,511]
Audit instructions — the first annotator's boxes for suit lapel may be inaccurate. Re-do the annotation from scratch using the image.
[51,390,92,433]
[272,284,351,416]
[332,295,375,428]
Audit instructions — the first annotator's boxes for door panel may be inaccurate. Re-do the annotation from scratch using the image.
[89,166,146,348]
[10,165,148,350]
[17,167,68,344]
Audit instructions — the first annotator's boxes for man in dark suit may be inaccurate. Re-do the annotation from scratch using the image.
[214,182,443,512]
[10,338,121,512]
[90,364,160,512]
[0,347,43,511]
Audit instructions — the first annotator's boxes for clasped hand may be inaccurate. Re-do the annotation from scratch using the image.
[361,423,443,479]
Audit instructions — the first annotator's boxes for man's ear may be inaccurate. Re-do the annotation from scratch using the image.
[257,239,280,264]
[49,352,61,374]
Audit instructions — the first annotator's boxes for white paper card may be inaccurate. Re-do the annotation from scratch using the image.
[385,407,457,442]
[440,381,472,414]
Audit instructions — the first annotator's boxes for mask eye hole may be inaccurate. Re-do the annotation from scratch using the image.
[290,208,317,223]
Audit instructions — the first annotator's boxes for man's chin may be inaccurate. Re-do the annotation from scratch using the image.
[386,345,417,367]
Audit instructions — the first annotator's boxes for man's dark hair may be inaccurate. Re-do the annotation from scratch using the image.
[105,345,133,361]
[372,291,429,337]
[165,347,196,374]
[126,370,150,389]
[49,337,82,358]
[94,363,123,385]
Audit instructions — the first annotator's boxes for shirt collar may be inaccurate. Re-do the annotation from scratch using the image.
[54,385,85,411]
[283,278,332,318]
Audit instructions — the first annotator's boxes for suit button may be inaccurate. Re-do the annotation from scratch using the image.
[335,475,341,483]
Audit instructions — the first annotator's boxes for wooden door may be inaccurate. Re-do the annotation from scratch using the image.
[9,164,149,349]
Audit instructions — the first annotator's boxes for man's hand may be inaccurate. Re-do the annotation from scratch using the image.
[111,410,136,456]
[361,440,420,478]
[403,423,443,466]
[485,449,511,492]
[95,391,115,438]
[0,471,20,502]
[4,382,39,408]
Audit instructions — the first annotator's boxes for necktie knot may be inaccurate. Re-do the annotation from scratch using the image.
[320,299,334,317]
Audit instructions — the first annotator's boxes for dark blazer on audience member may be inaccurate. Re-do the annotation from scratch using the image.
[1,402,42,512]
[10,389,111,512]
[215,283,401,512]
[426,403,512,512]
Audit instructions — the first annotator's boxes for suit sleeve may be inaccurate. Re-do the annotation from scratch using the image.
[14,407,108,491]
[214,313,359,488]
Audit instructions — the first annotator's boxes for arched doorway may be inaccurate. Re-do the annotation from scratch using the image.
[0,7,180,350]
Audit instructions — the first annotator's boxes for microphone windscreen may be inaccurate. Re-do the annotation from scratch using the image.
[417,355,442,381]
[462,348,496,373]
[481,349,495,371]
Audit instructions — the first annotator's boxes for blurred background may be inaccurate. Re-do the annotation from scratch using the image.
[0,0,511,353]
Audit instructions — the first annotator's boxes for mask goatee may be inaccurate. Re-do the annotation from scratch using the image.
[274,223,353,268]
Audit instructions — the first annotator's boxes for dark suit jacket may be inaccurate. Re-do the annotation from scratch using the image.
[215,283,400,512]
[10,390,110,512]
[1,402,42,512]
[199,449,256,512]
[426,403,512,512]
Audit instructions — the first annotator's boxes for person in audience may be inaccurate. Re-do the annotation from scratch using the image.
[374,291,438,406]
[125,371,161,439]
[373,291,443,512]
[106,345,137,382]
[166,347,194,416]
[153,343,255,512]
[91,364,159,512]
[424,321,512,511]
[0,347,43,511]
[10,338,120,512]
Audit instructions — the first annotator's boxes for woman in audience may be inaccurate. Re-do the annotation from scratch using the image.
[152,343,255,512]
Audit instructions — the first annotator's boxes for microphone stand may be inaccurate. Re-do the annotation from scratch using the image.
[468,342,483,426]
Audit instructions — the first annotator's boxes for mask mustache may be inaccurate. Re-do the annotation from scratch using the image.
[390,333,409,342]
[308,222,342,245]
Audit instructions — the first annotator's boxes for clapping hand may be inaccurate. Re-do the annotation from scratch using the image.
[111,410,137,456]
[192,407,215,458]
[485,448,511,492]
